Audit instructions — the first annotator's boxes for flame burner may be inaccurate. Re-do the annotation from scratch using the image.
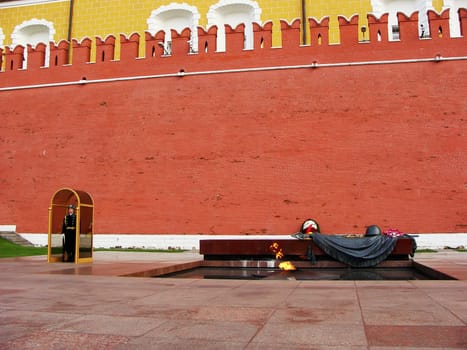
[278,261,297,271]
[270,242,297,271]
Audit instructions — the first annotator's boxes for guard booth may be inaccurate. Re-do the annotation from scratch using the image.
[48,188,94,264]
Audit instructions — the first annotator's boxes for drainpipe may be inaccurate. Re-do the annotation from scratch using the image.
[67,0,75,64]
[301,0,307,45]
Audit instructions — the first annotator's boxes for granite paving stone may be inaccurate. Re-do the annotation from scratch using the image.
[2,330,130,350]
[0,250,465,349]
[48,314,168,336]
[252,323,368,347]
[285,286,360,310]
[268,306,363,325]
[366,325,467,348]
[114,337,249,350]
[143,319,261,342]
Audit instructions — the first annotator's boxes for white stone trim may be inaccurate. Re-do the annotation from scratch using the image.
[10,18,55,68]
[370,0,433,40]
[147,2,200,53]
[19,233,467,250]
[443,0,467,37]
[11,18,56,46]
[414,234,467,250]
[207,0,262,51]
[207,0,262,21]
[0,0,67,9]
[0,27,4,47]
[0,225,16,232]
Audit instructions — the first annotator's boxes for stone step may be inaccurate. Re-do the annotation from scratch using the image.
[0,231,35,247]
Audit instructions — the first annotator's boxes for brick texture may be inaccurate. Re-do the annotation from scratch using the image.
[0,15,466,235]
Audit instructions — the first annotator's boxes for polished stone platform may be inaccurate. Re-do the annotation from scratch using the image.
[200,237,415,260]
[0,250,466,349]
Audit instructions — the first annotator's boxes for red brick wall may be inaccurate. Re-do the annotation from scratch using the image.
[1,13,466,234]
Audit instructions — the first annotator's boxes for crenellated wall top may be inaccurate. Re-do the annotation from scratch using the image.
[0,9,466,88]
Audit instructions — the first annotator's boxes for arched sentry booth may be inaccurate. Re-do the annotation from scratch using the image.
[48,188,94,264]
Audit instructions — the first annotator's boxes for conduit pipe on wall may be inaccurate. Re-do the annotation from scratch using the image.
[67,0,75,64]
[301,0,307,45]
[1,55,466,92]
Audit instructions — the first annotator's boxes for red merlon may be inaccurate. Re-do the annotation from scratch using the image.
[95,35,116,63]
[225,23,245,52]
[338,14,360,46]
[459,8,467,36]
[72,38,92,64]
[367,13,389,43]
[144,30,165,59]
[280,19,301,49]
[309,17,329,47]
[49,40,70,67]
[27,43,46,70]
[397,12,420,42]
[171,28,191,56]
[120,33,140,62]
[253,21,272,49]
[4,45,24,71]
[428,9,451,40]
[197,25,217,54]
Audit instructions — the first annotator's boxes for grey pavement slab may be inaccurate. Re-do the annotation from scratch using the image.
[0,251,466,349]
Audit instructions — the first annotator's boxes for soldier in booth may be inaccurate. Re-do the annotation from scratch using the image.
[62,204,77,262]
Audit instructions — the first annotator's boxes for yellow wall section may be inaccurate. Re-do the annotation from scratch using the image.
[0,0,449,58]
[66,0,313,59]
[0,1,69,44]
[307,0,373,43]
[433,0,444,12]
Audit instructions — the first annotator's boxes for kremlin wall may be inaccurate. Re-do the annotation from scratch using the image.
[0,10,466,245]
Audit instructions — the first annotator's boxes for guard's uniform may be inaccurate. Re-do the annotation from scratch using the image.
[62,213,76,262]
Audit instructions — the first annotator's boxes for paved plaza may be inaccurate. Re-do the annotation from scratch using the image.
[0,250,466,349]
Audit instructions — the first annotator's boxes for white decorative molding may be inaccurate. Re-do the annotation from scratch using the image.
[443,0,467,37]
[0,27,4,46]
[370,0,433,16]
[0,0,67,9]
[11,18,55,67]
[370,0,433,40]
[147,2,200,53]
[207,0,262,22]
[207,0,262,51]
[11,18,56,46]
